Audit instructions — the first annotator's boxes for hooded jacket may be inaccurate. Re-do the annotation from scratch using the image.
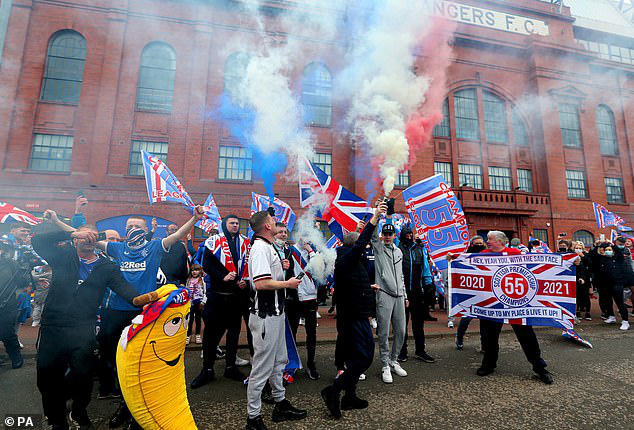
[398,230,431,299]
[334,222,376,319]
[371,224,406,298]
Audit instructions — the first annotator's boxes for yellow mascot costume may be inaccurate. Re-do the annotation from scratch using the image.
[116,284,197,430]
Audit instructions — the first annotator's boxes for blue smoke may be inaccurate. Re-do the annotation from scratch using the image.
[214,92,288,202]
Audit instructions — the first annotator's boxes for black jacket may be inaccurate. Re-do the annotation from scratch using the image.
[398,235,426,298]
[575,253,592,285]
[590,246,631,287]
[334,222,376,320]
[31,230,138,327]
[160,241,189,285]
[0,255,29,309]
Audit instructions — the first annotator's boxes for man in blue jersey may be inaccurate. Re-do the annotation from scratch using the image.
[96,207,203,428]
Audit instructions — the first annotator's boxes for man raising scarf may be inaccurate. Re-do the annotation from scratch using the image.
[191,214,251,389]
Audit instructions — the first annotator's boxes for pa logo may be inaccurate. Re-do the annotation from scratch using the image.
[491,265,538,308]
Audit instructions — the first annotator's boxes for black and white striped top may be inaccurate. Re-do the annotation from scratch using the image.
[248,236,286,317]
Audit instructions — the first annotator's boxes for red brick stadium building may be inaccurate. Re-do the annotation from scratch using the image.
[0,0,632,246]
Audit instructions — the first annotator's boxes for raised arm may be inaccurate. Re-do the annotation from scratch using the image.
[162,206,204,250]
[43,209,75,233]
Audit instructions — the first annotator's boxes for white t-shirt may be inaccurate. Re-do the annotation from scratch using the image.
[248,237,286,317]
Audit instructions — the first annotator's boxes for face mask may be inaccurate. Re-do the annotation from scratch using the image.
[471,245,486,253]
[558,248,567,252]
[126,227,147,249]
[575,249,583,254]
[617,245,625,249]
[274,238,285,248]
[605,250,614,257]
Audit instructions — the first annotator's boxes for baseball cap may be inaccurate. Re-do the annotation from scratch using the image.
[381,224,395,235]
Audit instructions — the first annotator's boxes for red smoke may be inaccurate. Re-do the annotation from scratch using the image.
[405,17,456,168]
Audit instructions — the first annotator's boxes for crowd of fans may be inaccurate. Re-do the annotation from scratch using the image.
[1,195,633,430]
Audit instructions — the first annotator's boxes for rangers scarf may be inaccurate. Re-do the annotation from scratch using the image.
[204,232,250,279]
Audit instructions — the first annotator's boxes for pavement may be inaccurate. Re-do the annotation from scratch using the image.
[2,297,634,430]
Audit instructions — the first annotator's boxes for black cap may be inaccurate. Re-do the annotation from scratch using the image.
[381,223,395,235]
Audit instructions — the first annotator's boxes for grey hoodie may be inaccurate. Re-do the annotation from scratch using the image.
[371,227,406,298]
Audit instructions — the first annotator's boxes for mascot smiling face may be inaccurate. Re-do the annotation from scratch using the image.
[116,285,197,430]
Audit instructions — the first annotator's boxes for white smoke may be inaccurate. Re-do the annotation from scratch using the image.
[292,209,336,284]
[339,1,432,195]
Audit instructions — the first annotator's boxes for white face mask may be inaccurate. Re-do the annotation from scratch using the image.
[575,249,584,254]
[274,238,285,248]
[605,250,614,257]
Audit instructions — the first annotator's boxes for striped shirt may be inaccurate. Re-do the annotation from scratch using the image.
[248,236,286,317]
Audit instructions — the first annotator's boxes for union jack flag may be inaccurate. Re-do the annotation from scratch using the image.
[326,235,342,249]
[250,193,296,232]
[141,150,195,208]
[593,202,624,229]
[204,232,250,279]
[449,252,578,329]
[299,157,372,240]
[0,202,41,225]
[196,193,222,234]
[529,236,551,253]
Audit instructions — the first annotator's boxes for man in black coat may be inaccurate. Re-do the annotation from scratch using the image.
[32,221,140,430]
[159,223,189,285]
[321,202,386,419]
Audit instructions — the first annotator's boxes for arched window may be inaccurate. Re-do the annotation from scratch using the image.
[512,108,528,146]
[302,62,332,127]
[453,89,479,140]
[482,91,508,143]
[40,30,87,103]
[224,51,251,101]
[433,98,450,137]
[573,230,594,247]
[136,42,176,112]
[596,105,618,156]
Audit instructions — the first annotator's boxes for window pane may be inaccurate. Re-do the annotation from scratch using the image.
[395,171,410,188]
[596,105,618,156]
[454,89,479,141]
[217,145,253,181]
[512,109,528,146]
[458,163,482,189]
[605,177,625,203]
[558,103,581,147]
[128,140,169,176]
[310,152,332,176]
[40,31,86,103]
[302,63,332,127]
[434,161,452,187]
[136,43,176,112]
[29,134,74,172]
[533,228,548,245]
[573,230,594,247]
[565,169,587,198]
[432,98,450,137]
[488,166,511,191]
[517,169,533,192]
[483,91,508,143]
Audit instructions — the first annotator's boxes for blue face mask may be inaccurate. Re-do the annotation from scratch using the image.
[126,227,147,249]
[605,250,614,257]
[617,245,625,249]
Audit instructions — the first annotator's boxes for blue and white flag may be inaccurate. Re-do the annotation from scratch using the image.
[285,316,302,371]
[402,174,470,270]
[326,234,342,249]
[593,202,624,229]
[251,193,296,232]
[196,193,222,234]
[141,150,194,209]
[529,236,551,253]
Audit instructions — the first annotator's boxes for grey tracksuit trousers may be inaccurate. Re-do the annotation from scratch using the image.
[246,314,287,418]
[376,290,406,366]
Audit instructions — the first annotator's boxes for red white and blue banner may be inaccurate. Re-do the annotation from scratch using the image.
[141,150,195,209]
[593,202,624,229]
[0,202,41,225]
[196,193,222,234]
[299,157,372,240]
[251,193,296,232]
[449,253,578,329]
[529,235,551,253]
[203,233,250,279]
[402,174,469,270]
[326,235,342,249]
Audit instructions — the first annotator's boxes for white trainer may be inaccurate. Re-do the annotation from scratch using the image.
[389,360,408,377]
[381,366,393,384]
[605,316,617,324]
[620,320,630,331]
[370,318,378,329]
[447,321,454,328]
[196,335,202,344]
[186,336,191,345]
[358,373,366,381]
[235,356,250,366]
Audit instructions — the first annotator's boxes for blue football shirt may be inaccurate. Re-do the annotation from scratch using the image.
[104,239,167,311]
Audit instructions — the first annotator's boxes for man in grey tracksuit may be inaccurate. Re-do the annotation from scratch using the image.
[372,222,408,383]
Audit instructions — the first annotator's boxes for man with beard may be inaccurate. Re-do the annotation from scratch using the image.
[191,215,251,388]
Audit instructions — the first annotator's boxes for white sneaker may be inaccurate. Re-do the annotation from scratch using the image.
[316,311,322,319]
[605,316,617,324]
[235,356,250,366]
[447,321,454,328]
[299,317,305,326]
[196,334,202,344]
[620,321,630,331]
[381,366,393,384]
[370,318,378,329]
[186,336,191,345]
[389,360,408,377]
[358,373,366,381]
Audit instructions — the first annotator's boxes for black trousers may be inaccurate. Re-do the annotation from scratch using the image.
[598,285,612,315]
[332,318,374,396]
[187,302,203,336]
[400,296,426,358]
[97,309,139,395]
[576,281,591,313]
[480,319,547,373]
[201,292,242,369]
[287,299,317,367]
[423,284,436,314]
[607,284,629,321]
[0,301,21,363]
[37,324,96,426]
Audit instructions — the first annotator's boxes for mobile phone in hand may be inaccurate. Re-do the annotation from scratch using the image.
[295,272,306,280]
[97,232,107,241]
